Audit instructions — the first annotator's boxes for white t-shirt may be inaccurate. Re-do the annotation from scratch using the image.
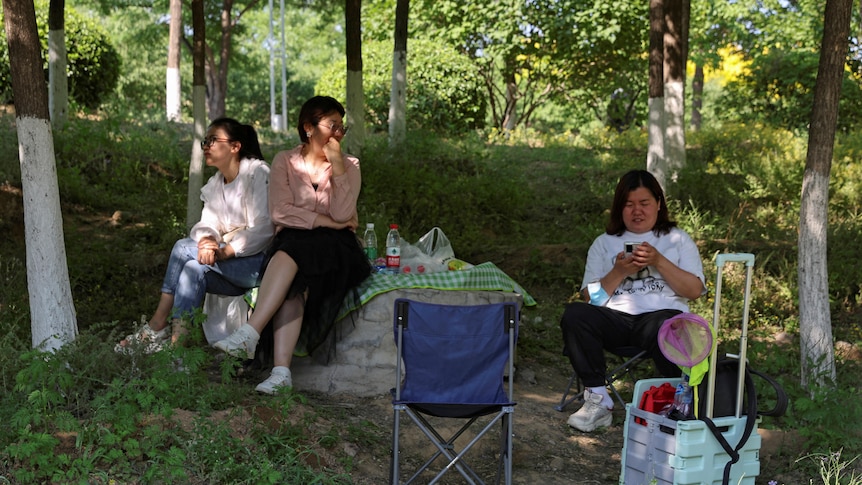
[580,227,705,314]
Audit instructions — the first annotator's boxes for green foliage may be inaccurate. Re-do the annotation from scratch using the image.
[720,49,862,132]
[0,337,350,483]
[317,39,487,135]
[356,131,526,257]
[0,0,121,108]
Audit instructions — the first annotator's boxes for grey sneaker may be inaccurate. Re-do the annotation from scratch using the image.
[213,324,259,360]
[567,389,613,432]
[255,368,292,395]
[114,319,170,355]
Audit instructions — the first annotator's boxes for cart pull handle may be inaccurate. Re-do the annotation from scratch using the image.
[715,253,755,268]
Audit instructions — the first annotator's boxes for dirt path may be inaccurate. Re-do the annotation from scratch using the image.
[306,361,623,484]
[289,358,806,485]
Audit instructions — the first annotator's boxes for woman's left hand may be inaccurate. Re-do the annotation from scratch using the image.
[629,242,660,269]
[634,241,705,300]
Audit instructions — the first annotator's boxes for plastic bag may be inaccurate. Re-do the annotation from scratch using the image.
[202,293,250,345]
[401,227,457,274]
[415,227,455,267]
[399,241,446,274]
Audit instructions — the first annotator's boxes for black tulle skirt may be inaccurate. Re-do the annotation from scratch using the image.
[269,227,371,357]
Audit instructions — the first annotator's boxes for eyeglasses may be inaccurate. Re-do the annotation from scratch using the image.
[317,122,349,135]
[201,136,233,149]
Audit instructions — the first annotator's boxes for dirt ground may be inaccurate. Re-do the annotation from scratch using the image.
[266,358,810,485]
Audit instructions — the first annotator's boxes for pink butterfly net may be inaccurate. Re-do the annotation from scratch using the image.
[658,312,713,368]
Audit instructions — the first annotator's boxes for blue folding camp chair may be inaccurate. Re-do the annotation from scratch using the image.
[390,298,519,485]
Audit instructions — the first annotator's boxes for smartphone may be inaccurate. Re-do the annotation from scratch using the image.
[625,242,639,256]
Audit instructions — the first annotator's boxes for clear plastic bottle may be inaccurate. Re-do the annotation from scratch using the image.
[363,223,378,263]
[672,375,693,419]
[385,224,401,274]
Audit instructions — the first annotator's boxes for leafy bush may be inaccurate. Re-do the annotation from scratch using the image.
[316,39,487,135]
[719,49,862,132]
[0,0,121,109]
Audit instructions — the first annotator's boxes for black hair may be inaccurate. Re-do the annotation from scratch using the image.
[296,96,346,143]
[208,117,265,160]
[606,169,677,236]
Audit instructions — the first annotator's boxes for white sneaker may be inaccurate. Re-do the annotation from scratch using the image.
[567,389,613,432]
[213,324,259,360]
[255,368,292,395]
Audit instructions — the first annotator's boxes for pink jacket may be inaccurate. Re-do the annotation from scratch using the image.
[268,145,361,230]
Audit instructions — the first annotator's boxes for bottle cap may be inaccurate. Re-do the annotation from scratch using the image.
[389,224,398,229]
[367,223,374,229]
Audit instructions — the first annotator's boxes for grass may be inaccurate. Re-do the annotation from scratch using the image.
[1,113,862,482]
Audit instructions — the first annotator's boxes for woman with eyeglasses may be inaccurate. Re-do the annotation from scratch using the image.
[116,118,274,353]
[213,96,370,395]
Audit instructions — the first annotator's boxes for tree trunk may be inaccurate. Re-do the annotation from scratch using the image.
[166,0,182,122]
[798,0,851,389]
[48,0,67,128]
[205,0,232,120]
[3,0,78,351]
[663,0,687,183]
[187,0,206,228]
[203,0,259,120]
[345,0,365,156]
[388,0,408,149]
[646,0,666,188]
[691,62,703,131]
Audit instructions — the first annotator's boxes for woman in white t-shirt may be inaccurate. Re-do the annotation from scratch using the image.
[560,169,706,432]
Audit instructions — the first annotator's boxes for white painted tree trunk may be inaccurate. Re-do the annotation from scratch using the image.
[798,169,836,387]
[187,84,207,228]
[17,117,78,350]
[166,0,182,122]
[664,80,685,183]
[646,96,667,189]
[388,49,406,148]
[166,68,181,122]
[345,69,365,156]
[48,28,67,128]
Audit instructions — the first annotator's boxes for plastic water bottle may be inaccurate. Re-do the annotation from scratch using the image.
[672,375,693,419]
[363,223,378,263]
[385,224,401,274]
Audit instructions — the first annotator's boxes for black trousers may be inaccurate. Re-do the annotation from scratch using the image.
[559,302,681,388]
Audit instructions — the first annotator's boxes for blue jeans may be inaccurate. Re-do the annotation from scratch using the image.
[161,238,267,318]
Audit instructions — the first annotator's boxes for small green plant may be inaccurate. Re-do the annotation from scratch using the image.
[767,449,862,485]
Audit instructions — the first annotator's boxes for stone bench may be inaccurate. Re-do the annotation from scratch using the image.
[290,288,524,397]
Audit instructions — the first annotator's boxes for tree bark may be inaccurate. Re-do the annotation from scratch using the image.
[346,0,365,156]
[663,0,687,183]
[48,0,67,128]
[204,0,260,120]
[3,0,78,351]
[388,0,408,148]
[798,0,851,389]
[166,0,182,122]
[647,0,666,188]
[187,0,206,227]
[691,63,703,131]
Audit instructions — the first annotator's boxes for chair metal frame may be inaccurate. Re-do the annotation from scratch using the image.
[390,298,518,485]
[554,346,648,412]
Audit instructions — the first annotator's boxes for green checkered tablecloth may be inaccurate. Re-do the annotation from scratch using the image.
[338,262,536,319]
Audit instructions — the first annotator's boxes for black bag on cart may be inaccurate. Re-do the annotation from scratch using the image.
[697,355,788,420]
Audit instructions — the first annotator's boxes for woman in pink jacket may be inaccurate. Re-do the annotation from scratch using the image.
[214,96,371,394]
